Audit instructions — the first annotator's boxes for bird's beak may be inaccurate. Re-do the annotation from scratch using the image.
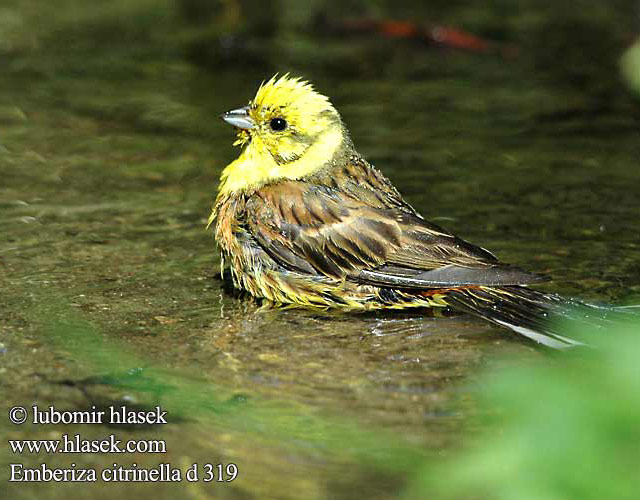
[220,106,255,130]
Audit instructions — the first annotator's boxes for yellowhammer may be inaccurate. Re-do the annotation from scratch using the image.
[211,74,583,348]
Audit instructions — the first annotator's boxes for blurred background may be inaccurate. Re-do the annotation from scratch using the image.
[1,1,640,499]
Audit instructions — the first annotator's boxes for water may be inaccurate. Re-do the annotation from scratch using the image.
[1,1,639,498]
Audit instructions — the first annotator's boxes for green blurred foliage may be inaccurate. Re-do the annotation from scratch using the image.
[407,311,640,500]
[622,38,640,97]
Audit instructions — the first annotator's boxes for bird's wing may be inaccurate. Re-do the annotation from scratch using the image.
[245,181,547,288]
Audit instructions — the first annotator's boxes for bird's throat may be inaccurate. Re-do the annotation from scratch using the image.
[217,127,345,196]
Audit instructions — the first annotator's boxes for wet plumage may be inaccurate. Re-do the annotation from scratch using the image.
[211,75,581,348]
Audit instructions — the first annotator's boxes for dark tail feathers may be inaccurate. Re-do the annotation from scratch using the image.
[445,286,592,349]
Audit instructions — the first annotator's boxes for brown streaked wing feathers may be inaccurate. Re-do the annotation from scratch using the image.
[245,177,547,288]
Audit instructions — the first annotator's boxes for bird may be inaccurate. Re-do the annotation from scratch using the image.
[210,74,588,349]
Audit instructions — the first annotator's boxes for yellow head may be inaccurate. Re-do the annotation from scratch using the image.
[218,74,349,195]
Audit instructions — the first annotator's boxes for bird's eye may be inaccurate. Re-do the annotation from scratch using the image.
[269,118,287,132]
